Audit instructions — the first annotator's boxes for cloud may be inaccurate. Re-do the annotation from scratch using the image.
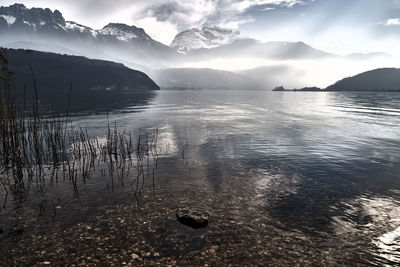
[385,18,400,26]
[0,0,307,44]
[218,17,256,29]
[138,0,308,42]
[134,17,179,45]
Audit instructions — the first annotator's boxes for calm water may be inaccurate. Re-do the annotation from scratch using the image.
[2,90,400,265]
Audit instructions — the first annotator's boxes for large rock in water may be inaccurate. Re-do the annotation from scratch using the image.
[176,208,210,229]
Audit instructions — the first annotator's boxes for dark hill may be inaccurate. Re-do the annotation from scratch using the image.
[326,68,400,92]
[1,48,159,111]
[4,48,159,91]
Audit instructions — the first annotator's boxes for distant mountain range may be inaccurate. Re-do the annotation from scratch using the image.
[0,4,162,47]
[0,4,175,68]
[0,3,362,68]
[1,4,398,93]
[169,25,333,59]
[184,39,333,60]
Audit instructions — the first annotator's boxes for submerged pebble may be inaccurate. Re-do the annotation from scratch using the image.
[131,253,140,260]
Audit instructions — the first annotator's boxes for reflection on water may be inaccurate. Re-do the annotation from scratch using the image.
[38,91,157,115]
[377,226,400,263]
[1,91,400,265]
[332,192,400,265]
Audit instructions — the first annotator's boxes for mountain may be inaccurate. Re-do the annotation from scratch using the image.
[0,4,176,68]
[326,68,400,91]
[170,26,241,54]
[185,39,333,60]
[153,68,265,90]
[2,3,394,91]
[0,4,157,44]
[0,4,66,34]
[169,25,332,60]
[3,3,383,72]
[2,48,159,109]
[98,23,151,42]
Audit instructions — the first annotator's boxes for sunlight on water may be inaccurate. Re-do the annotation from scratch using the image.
[156,125,180,157]
[332,193,400,265]
[2,91,400,265]
[375,226,400,264]
[253,169,300,200]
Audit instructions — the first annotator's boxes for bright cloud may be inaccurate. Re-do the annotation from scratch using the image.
[0,0,307,44]
[385,18,400,26]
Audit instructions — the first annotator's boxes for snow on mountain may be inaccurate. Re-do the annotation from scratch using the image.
[0,15,16,25]
[64,21,96,36]
[170,26,241,54]
[0,4,163,47]
[97,23,151,42]
[0,3,65,32]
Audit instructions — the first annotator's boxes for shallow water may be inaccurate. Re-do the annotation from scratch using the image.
[1,91,400,265]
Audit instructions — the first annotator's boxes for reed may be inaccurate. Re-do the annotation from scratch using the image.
[0,49,160,208]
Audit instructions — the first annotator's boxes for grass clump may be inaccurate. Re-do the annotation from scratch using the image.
[0,49,159,209]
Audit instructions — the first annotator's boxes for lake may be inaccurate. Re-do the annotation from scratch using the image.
[1,90,400,265]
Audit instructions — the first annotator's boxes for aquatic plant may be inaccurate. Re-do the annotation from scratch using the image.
[0,49,159,209]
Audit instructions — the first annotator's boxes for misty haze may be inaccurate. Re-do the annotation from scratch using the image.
[1,1,400,266]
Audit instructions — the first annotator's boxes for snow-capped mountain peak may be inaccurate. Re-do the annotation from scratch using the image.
[98,23,151,42]
[170,26,241,54]
[0,4,161,46]
[62,21,98,37]
[0,3,66,31]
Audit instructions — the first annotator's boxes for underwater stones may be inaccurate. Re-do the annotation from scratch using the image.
[131,253,140,260]
[176,208,210,229]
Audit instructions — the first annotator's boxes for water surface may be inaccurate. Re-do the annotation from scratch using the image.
[1,91,400,265]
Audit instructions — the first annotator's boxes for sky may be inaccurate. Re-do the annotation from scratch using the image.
[2,0,400,55]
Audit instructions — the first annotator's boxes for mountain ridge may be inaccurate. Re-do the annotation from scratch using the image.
[3,47,160,92]
[0,4,164,45]
[326,68,400,91]
[1,2,396,89]
[170,26,241,54]
[0,3,335,63]
[0,4,180,68]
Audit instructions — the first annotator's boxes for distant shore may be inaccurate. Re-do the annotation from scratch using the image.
[273,86,400,92]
